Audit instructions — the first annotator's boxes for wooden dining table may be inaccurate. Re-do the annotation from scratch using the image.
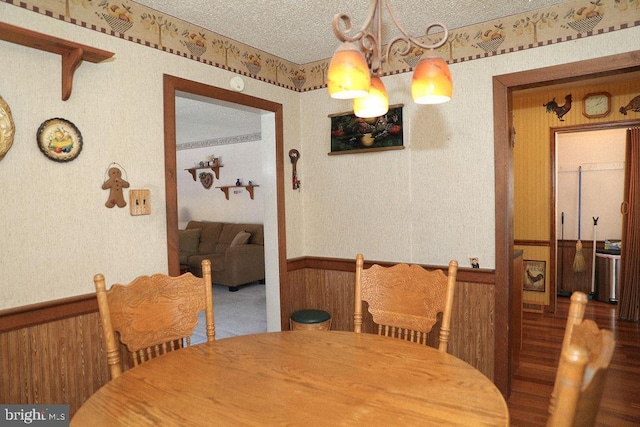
[71,331,509,426]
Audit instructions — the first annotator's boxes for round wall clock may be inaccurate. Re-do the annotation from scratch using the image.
[582,92,611,118]
[37,118,83,162]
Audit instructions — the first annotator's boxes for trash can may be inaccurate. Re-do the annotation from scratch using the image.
[289,309,331,331]
[595,251,621,304]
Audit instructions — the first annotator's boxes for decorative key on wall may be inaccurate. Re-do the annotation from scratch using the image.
[288,149,300,190]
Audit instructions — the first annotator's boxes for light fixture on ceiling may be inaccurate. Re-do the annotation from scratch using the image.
[327,0,452,118]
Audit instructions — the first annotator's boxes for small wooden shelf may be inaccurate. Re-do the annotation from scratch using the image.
[0,22,115,101]
[186,164,222,181]
[216,185,259,200]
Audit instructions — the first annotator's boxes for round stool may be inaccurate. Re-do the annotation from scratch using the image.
[290,309,331,331]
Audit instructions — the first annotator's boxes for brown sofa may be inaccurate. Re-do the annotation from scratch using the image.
[179,220,265,291]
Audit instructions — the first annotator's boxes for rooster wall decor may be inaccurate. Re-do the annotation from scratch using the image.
[620,94,640,115]
[543,94,572,121]
[526,268,544,284]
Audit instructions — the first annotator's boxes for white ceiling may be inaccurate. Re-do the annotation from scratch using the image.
[135,0,568,65]
[175,92,262,147]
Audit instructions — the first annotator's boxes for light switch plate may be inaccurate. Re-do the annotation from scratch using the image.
[129,189,150,215]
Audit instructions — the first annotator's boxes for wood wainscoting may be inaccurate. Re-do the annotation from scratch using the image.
[284,257,498,381]
[0,295,109,415]
[0,256,500,416]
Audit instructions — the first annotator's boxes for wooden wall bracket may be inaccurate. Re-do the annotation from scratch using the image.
[186,164,222,181]
[216,185,259,200]
[0,22,115,101]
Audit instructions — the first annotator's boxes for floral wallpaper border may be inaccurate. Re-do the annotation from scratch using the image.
[2,0,639,92]
[176,133,262,151]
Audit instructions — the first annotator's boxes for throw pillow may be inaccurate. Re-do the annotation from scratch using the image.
[179,228,201,253]
[230,231,251,247]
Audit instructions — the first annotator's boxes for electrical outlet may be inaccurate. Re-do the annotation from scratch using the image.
[129,189,151,216]
[470,257,480,268]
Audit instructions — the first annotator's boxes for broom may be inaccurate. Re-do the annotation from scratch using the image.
[573,166,587,273]
[590,216,599,296]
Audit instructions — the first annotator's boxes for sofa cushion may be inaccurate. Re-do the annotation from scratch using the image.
[219,223,264,244]
[179,228,201,253]
[230,231,251,247]
[187,221,224,253]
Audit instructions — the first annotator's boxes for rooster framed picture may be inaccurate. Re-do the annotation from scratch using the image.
[523,260,546,292]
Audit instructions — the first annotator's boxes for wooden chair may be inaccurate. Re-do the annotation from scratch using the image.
[94,259,215,380]
[547,291,616,427]
[354,253,458,352]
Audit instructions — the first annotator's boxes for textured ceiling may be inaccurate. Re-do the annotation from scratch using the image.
[135,0,568,64]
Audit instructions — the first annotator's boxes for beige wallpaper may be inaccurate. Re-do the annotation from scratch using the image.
[0,1,638,312]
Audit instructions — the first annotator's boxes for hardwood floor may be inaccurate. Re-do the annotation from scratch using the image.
[508,295,640,426]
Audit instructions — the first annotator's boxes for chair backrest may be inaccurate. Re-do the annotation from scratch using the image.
[94,259,215,380]
[354,253,458,352]
[547,292,616,427]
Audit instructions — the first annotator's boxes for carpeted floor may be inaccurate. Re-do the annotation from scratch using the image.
[191,282,267,343]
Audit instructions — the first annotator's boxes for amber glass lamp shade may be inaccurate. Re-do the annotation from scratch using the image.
[411,54,453,104]
[327,42,371,99]
[353,76,389,118]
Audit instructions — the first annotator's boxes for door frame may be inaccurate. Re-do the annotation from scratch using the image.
[492,50,640,395]
[163,74,287,329]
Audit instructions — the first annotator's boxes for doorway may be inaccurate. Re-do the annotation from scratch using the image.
[174,93,264,226]
[163,74,286,332]
[554,127,627,300]
[492,51,640,395]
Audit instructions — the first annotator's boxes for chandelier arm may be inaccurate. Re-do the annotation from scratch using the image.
[412,23,449,50]
[360,32,382,75]
[382,23,448,65]
[382,36,412,63]
[382,0,448,51]
[332,14,359,42]
[331,0,379,44]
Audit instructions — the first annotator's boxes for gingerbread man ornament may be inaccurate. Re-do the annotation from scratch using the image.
[102,167,130,208]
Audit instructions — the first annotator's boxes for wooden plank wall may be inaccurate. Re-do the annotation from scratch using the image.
[0,257,497,417]
[0,311,109,415]
[283,258,496,380]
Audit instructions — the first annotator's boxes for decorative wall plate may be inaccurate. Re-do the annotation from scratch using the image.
[37,118,83,162]
[0,95,15,161]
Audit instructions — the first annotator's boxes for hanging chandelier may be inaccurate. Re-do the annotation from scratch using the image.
[327,0,453,118]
